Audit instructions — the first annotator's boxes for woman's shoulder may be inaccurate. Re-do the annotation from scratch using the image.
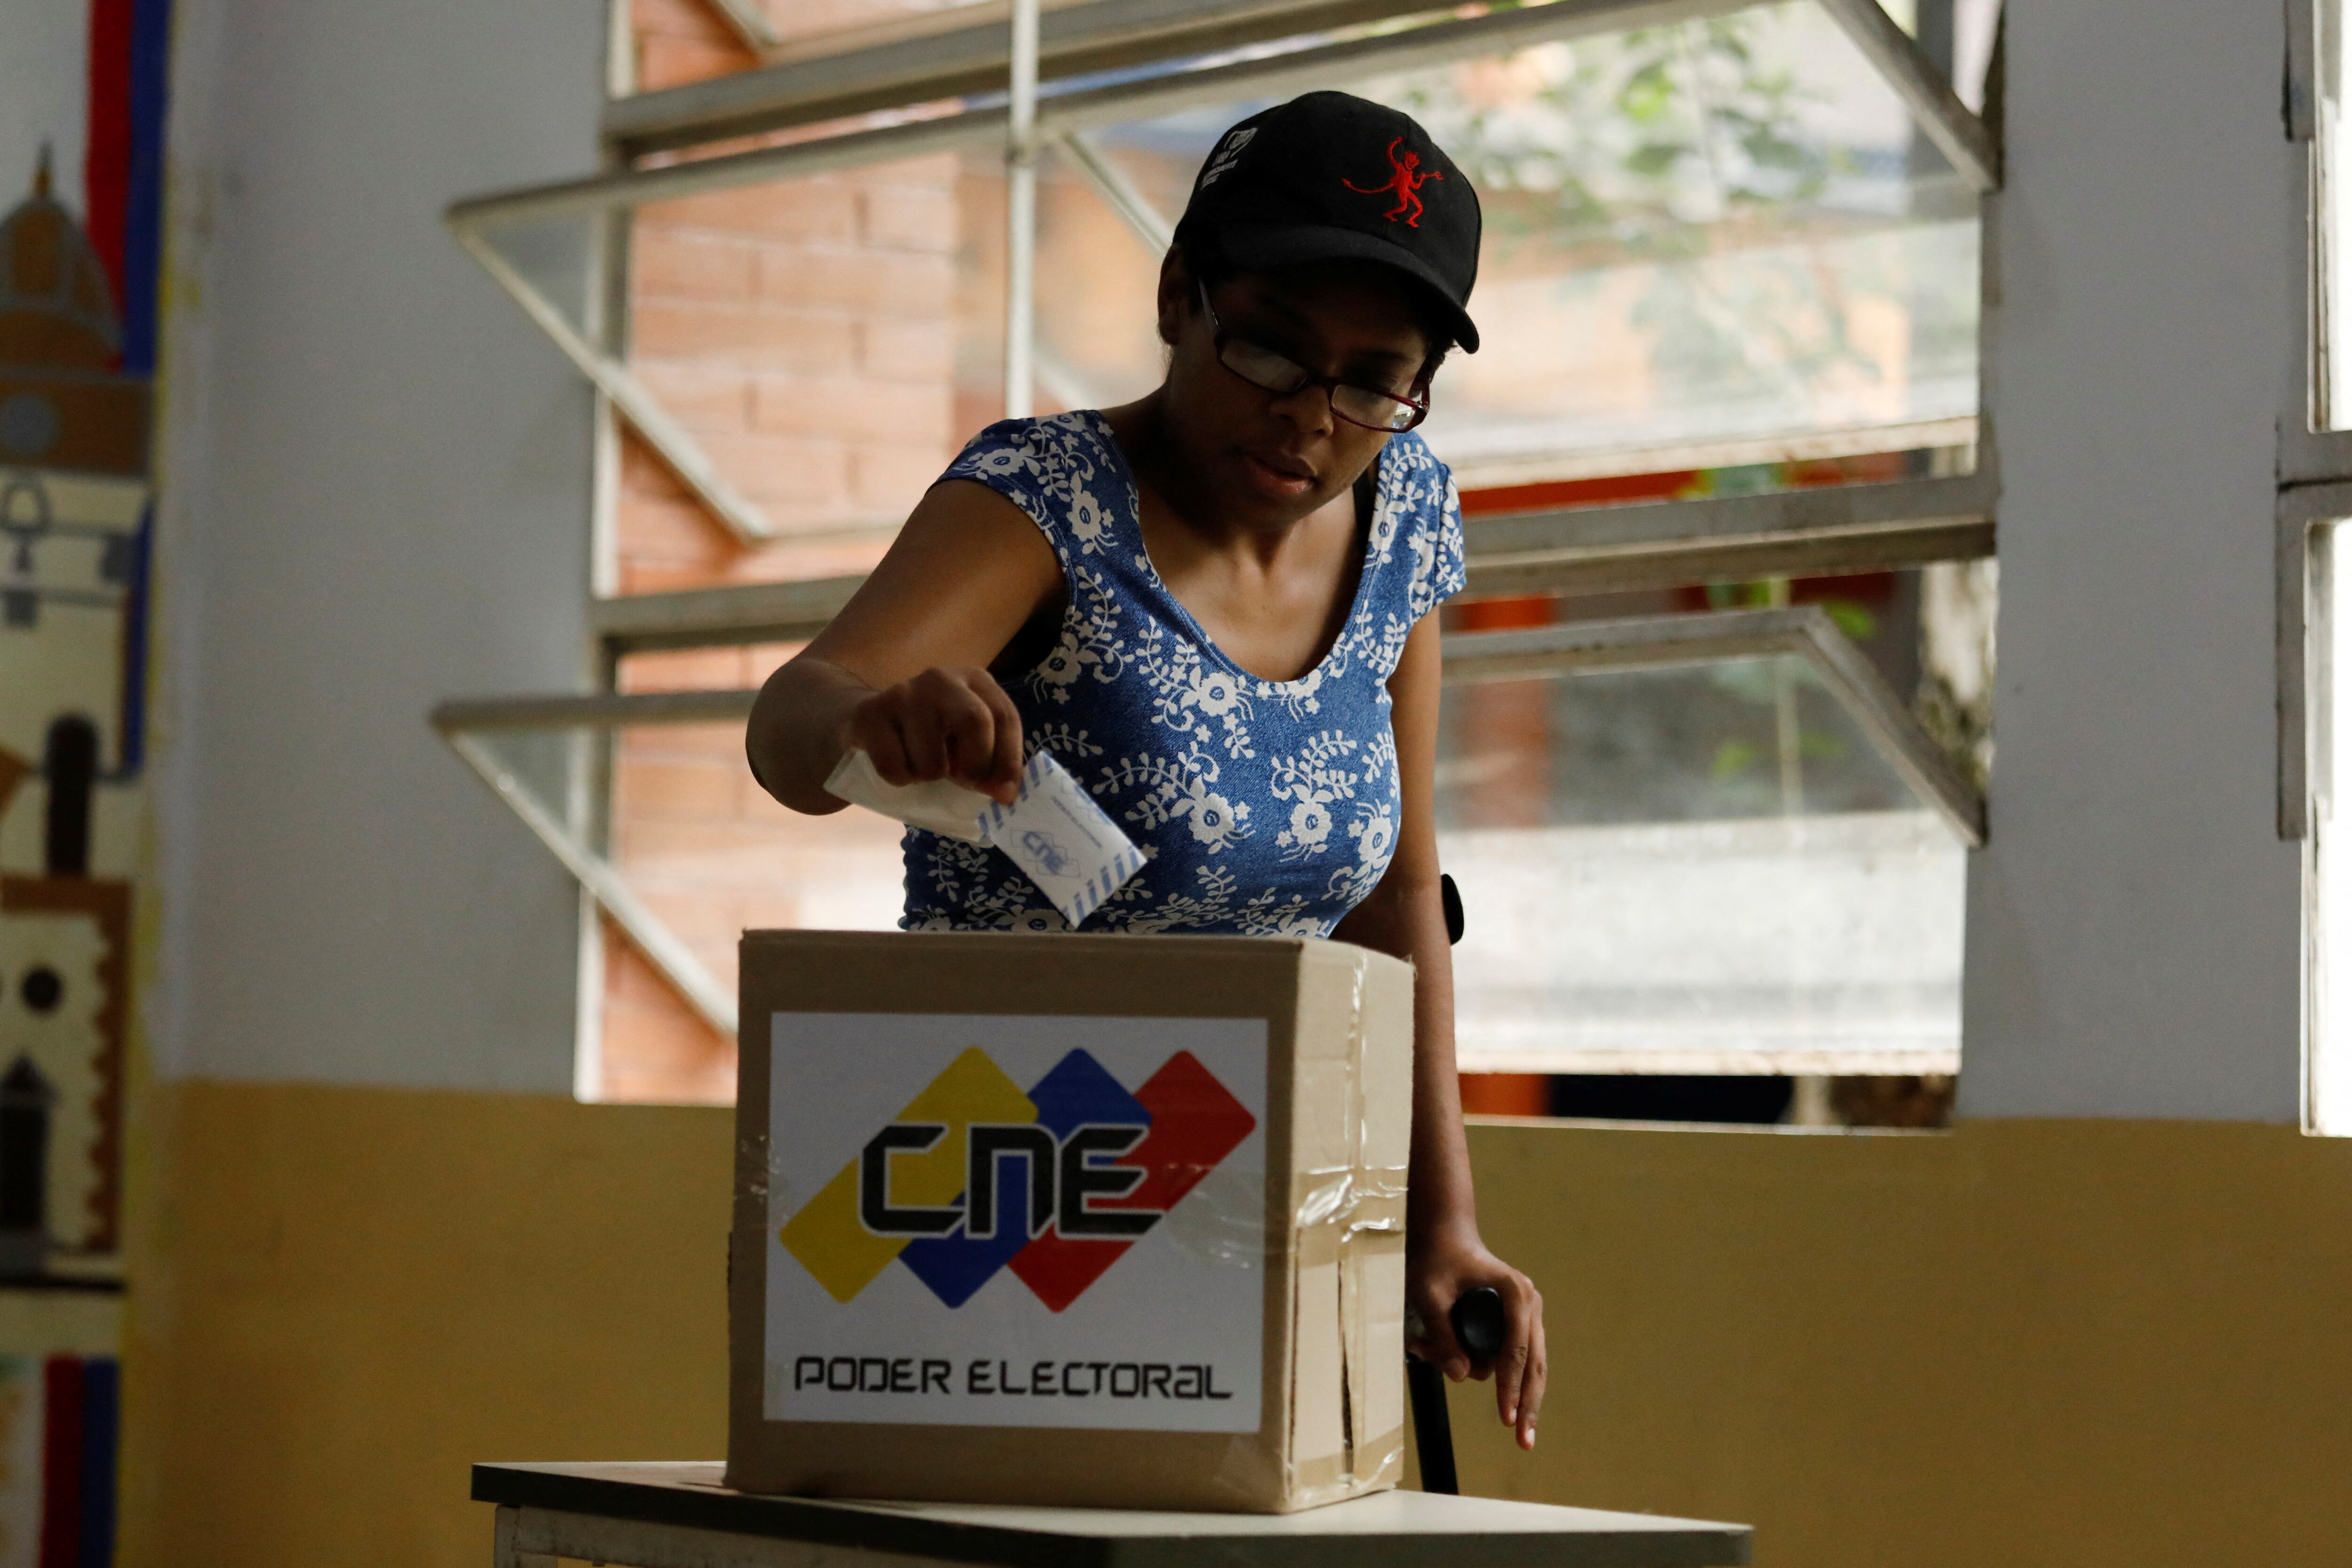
[938,412,1132,564]
[1375,428,1456,511]
[1368,429,1459,549]
[1368,429,1465,616]
[943,411,1122,491]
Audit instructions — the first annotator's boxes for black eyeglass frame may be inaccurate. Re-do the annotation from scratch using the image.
[1195,284,1433,434]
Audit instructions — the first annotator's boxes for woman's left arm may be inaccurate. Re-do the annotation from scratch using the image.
[1332,611,1547,1452]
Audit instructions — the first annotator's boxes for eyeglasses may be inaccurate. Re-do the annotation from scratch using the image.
[1196,285,1431,433]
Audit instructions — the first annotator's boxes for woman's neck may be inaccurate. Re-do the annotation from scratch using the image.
[1119,397,1339,573]
[1098,396,1368,684]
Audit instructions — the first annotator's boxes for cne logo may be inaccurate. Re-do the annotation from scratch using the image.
[1015,828,1075,877]
[781,1045,1255,1312]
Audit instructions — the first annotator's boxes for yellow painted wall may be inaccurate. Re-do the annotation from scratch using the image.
[1446,1117,2352,1564]
[118,1084,2352,1567]
[118,1083,732,1568]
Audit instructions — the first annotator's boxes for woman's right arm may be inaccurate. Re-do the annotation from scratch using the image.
[747,478,1064,814]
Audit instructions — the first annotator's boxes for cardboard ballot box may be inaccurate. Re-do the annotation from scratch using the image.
[728,929,1414,1513]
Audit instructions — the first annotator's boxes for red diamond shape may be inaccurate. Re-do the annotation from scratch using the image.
[1008,1050,1258,1312]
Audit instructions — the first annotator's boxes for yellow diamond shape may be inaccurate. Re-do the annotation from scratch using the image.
[779,1045,1038,1303]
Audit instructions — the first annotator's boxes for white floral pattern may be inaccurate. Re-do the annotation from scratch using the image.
[906,411,1466,934]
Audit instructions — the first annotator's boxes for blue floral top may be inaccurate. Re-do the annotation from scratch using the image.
[902,410,1466,934]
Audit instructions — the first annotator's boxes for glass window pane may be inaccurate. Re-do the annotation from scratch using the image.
[461,725,601,840]
[618,147,1002,591]
[1033,144,1171,412]
[2312,524,2352,1131]
[445,644,913,1105]
[630,0,1000,95]
[598,645,902,1101]
[1436,655,1967,1076]
[1059,1,1979,484]
[1439,657,1924,827]
[473,210,610,346]
[2322,0,2352,428]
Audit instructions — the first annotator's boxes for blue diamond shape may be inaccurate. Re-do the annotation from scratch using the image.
[896,1050,1151,1307]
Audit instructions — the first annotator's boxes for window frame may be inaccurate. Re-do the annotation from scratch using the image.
[2272,0,2352,1132]
[433,0,2007,1097]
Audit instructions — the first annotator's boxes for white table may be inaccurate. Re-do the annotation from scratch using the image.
[476,1461,1751,1568]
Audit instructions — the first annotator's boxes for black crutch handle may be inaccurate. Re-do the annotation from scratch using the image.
[1407,1286,1510,1495]
[1450,1285,1507,1362]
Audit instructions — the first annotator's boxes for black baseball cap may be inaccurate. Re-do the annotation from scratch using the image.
[1172,90,1482,353]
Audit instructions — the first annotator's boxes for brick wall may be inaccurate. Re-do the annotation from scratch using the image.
[632,0,991,94]
[618,160,963,593]
[603,0,977,1101]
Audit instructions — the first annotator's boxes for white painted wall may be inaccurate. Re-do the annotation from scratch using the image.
[151,0,604,1089]
[1961,0,2305,1118]
[0,0,88,222]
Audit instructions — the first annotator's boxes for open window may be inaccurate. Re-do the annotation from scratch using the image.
[435,0,2003,1112]
[1438,600,1979,1080]
[2288,0,2352,1133]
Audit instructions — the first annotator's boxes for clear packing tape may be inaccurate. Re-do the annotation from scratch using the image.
[1279,954,1411,1509]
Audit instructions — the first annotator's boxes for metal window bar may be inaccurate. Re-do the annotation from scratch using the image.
[2278,0,2352,838]
[572,466,1998,672]
[1058,128,1176,253]
[433,605,1981,1041]
[1814,0,1998,188]
[448,220,777,544]
[1462,469,1997,598]
[436,713,744,1036]
[2278,480,2349,839]
[1007,0,1042,418]
[698,0,784,57]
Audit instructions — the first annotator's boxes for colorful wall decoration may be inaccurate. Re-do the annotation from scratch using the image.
[0,0,171,1560]
[0,156,143,1277]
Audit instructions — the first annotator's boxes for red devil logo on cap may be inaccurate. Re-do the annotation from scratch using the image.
[1343,137,1443,228]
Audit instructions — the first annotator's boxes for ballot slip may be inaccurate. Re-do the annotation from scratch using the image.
[977,752,1147,927]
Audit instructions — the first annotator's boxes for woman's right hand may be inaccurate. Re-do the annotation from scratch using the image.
[748,480,1059,816]
[841,665,1027,807]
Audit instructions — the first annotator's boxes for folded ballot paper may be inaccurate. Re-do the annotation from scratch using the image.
[976,752,1149,927]
[823,749,993,842]
[824,748,1145,927]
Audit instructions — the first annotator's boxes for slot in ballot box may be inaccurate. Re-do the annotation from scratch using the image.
[729,930,1414,1513]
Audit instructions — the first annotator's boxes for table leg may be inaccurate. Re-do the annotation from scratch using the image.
[493,1504,561,1568]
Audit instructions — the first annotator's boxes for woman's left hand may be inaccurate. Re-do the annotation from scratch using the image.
[1406,1227,1547,1451]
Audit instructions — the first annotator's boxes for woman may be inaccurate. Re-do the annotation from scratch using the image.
[747,90,1546,1450]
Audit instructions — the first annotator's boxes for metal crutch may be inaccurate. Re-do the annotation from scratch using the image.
[1408,876,1510,1493]
[1407,1285,1509,1494]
